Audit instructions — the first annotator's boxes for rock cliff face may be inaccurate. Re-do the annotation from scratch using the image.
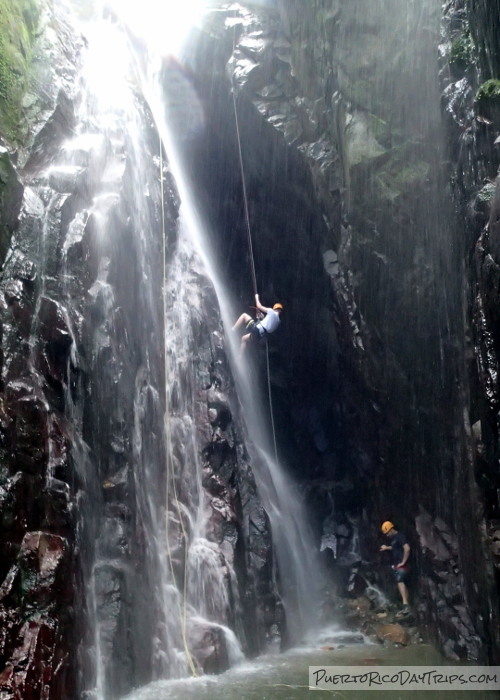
[0,3,281,698]
[1,0,500,696]
[183,0,500,663]
[441,0,500,660]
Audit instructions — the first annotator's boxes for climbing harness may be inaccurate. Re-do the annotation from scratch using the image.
[231,74,279,464]
[160,137,198,678]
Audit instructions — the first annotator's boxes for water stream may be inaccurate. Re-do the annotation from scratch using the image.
[138,6,324,649]
[51,2,326,693]
[123,639,500,700]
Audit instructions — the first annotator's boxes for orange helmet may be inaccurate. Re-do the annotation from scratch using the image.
[273,303,283,311]
[381,521,394,534]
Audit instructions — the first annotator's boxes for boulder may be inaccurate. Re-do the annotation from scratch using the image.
[0,148,24,264]
[187,618,230,675]
[375,623,408,646]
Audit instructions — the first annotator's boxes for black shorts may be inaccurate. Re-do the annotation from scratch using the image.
[393,566,411,584]
[246,319,264,340]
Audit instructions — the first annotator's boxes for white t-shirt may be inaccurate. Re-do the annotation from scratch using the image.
[259,309,280,334]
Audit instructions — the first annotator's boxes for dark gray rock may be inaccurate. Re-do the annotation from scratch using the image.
[187,619,230,675]
[0,149,24,266]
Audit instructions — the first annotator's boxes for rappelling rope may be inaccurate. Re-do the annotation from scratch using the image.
[231,85,258,298]
[265,341,279,463]
[159,137,198,678]
[231,53,279,464]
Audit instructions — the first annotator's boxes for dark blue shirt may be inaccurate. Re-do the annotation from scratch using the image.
[390,532,410,566]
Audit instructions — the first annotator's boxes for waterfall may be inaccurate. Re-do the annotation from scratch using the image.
[0,2,323,696]
[141,42,324,644]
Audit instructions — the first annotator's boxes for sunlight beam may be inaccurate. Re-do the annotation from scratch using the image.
[106,0,206,57]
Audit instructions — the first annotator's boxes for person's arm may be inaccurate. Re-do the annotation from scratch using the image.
[396,543,410,567]
[255,293,273,314]
[380,545,392,552]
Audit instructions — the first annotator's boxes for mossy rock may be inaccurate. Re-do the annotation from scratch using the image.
[373,145,430,205]
[475,79,500,123]
[474,181,496,217]
[476,181,496,204]
[346,111,387,167]
[476,79,500,101]
[375,160,429,205]
[450,34,474,75]
[0,0,41,143]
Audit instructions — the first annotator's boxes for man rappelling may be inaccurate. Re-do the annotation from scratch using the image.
[232,293,283,354]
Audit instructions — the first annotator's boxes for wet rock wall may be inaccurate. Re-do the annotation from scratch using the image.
[0,4,281,698]
[441,0,500,660]
[184,0,500,662]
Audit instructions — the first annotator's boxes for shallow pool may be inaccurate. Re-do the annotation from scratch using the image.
[123,627,500,700]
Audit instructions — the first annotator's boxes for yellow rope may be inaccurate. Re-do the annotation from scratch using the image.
[160,136,198,678]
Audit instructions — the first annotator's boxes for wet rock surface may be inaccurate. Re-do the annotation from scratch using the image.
[441,0,500,661]
[187,619,230,675]
[185,0,500,665]
[0,3,282,698]
[0,3,85,696]
[0,0,499,694]
[321,590,422,651]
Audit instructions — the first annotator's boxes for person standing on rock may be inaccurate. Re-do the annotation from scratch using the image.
[232,293,283,354]
[380,521,411,617]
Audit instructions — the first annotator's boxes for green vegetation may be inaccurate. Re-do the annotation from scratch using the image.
[475,79,500,103]
[476,181,496,204]
[475,79,500,123]
[374,146,429,204]
[450,34,474,72]
[0,0,41,143]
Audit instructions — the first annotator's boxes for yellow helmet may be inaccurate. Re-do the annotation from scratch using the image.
[273,303,283,311]
[381,521,394,534]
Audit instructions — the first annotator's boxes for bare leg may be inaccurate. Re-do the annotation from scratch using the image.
[397,582,409,605]
[232,312,252,331]
[240,333,252,355]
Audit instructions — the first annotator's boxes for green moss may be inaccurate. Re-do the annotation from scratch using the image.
[476,182,496,204]
[475,79,500,103]
[475,79,500,123]
[0,0,41,143]
[450,34,474,72]
[374,146,430,204]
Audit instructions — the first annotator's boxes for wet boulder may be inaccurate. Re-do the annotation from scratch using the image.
[375,623,408,646]
[14,532,68,609]
[0,148,24,265]
[23,90,77,174]
[0,617,64,700]
[3,279,33,339]
[38,296,73,348]
[48,165,86,194]
[5,392,49,475]
[0,532,70,698]
[187,618,230,675]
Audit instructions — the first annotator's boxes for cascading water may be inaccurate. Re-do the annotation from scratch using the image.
[27,2,322,695]
[143,44,324,645]
[163,216,247,664]
[0,12,195,696]
[2,0,500,695]
[46,18,178,696]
